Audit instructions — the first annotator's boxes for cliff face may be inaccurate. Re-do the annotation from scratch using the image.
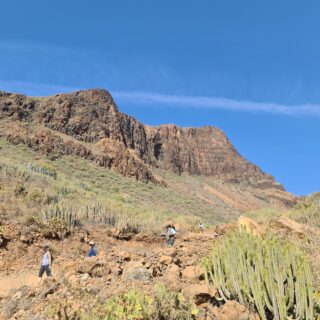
[0,89,282,191]
[145,125,280,189]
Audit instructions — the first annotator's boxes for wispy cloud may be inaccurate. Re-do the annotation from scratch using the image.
[1,78,319,118]
[113,90,320,118]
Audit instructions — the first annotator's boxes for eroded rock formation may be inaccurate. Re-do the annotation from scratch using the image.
[0,89,284,190]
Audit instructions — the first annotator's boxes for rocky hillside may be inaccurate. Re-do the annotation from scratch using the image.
[0,89,281,186]
[1,213,319,320]
[0,89,295,217]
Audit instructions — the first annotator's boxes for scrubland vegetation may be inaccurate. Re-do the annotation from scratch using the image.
[1,137,320,319]
[290,192,320,228]
[0,139,219,235]
[79,283,197,320]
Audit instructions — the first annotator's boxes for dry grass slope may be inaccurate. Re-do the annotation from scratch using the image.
[0,138,241,233]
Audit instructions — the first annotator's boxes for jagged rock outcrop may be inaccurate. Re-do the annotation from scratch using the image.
[0,89,285,191]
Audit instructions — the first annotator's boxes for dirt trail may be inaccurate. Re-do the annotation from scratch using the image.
[0,241,165,297]
[0,272,38,297]
[0,264,64,297]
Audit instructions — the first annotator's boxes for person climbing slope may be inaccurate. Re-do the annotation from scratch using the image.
[38,244,52,282]
[166,224,176,247]
[88,240,97,257]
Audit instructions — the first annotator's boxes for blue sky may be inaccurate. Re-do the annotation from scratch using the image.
[0,0,319,195]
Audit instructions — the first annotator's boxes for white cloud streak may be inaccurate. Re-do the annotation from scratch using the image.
[113,91,320,118]
[1,78,320,118]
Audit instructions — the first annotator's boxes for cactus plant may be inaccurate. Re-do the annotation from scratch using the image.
[42,204,80,230]
[27,162,57,180]
[203,229,318,320]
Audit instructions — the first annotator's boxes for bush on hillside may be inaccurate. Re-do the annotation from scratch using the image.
[291,192,320,228]
[82,283,197,320]
[203,229,319,320]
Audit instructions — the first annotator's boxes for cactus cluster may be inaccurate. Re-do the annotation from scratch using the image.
[81,202,142,233]
[203,229,319,320]
[42,204,80,229]
[41,201,145,234]
[27,162,57,180]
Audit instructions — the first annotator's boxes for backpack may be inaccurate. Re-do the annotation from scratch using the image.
[49,251,54,265]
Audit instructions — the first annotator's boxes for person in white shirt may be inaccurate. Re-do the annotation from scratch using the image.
[199,223,205,233]
[38,244,52,281]
[166,224,176,247]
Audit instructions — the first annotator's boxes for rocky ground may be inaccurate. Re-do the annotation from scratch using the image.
[1,215,315,320]
[0,219,265,320]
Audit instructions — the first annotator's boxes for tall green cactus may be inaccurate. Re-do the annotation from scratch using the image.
[42,204,80,229]
[203,229,318,319]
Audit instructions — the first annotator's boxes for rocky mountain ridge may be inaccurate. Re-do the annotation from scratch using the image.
[0,89,283,191]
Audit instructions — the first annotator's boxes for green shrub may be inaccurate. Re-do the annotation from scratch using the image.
[290,193,320,228]
[82,283,197,320]
[13,184,27,196]
[149,283,198,320]
[203,229,319,320]
[25,215,41,226]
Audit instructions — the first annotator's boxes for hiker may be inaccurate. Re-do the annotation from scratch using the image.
[166,224,176,247]
[38,244,52,281]
[88,240,97,257]
[199,223,205,233]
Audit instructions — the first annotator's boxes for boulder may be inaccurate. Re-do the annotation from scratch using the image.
[123,263,151,282]
[159,255,172,265]
[182,284,213,305]
[79,273,90,282]
[163,264,181,291]
[215,300,251,320]
[182,265,204,283]
[77,257,103,276]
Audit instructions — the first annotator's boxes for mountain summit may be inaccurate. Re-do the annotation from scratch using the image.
[0,89,295,213]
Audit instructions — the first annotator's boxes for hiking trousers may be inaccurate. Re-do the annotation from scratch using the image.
[167,236,175,247]
[39,264,52,278]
